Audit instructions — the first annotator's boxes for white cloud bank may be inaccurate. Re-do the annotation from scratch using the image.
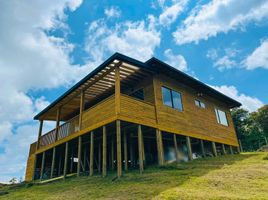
[164,49,188,71]
[104,6,121,18]
[173,0,268,44]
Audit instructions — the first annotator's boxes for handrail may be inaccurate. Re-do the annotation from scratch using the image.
[121,93,155,106]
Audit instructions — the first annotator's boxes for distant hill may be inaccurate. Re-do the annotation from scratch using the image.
[1,152,268,200]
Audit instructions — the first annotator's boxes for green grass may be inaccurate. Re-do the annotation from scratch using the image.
[1,152,268,200]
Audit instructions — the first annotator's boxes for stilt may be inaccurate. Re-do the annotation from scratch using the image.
[50,147,56,178]
[222,144,226,155]
[90,131,94,176]
[116,120,122,177]
[83,146,86,172]
[102,126,107,177]
[98,143,101,173]
[173,134,179,162]
[70,148,73,172]
[63,142,69,178]
[239,140,243,152]
[212,142,217,157]
[111,137,114,170]
[58,151,62,176]
[186,136,193,161]
[123,130,128,171]
[129,133,134,168]
[77,136,82,176]
[138,125,144,173]
[229,145,233,154]
[156,129,164,165]
[40,151,45,180]
[200,139,206,157]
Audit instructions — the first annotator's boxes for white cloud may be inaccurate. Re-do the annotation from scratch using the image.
[173,0,268,44]
[85,18,161,61]
[164,49,188,71]
[211,85,264,112]
[104,6,121,18]
[243,39,268,70]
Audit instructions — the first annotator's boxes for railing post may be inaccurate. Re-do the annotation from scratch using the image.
[55,107,61,142]
[36,120,43,150]
[79,90,85,131]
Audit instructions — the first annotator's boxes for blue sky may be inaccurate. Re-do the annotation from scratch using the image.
[0,0,268,183]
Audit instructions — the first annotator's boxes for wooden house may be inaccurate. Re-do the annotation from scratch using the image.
[25,53,241,181]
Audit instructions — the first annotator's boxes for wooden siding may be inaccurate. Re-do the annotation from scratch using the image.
[153,74,238,146]
[25,142,37,181]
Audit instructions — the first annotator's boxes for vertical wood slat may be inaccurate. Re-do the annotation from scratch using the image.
[36,120,43,150]
[173,134,179,163]
[123,130,128,171]
[138,125,144,174]
[115,66,121,115]
[102,126,107,177]
[90,131,94,176]
[50,147,56,178]
[200,139,206,157]
[186,136,193,161]
[116,120,122,177]
[40,151,46,180]
[212,142,217,157]
[156,129,164,165]
[63,142,69,178]
[55,107,61,142]
[77,136,82,176]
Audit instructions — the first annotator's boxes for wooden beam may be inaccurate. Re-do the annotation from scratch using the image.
[55,107,61,142]
[173,134,179,163]
[123,130,128,171]
[115,66,121,115]
[200,140,206,157]
[79,91,85,131]
[40,151,46,180]
[36,120,43,150]
[186,136,193,161]
[156,129,164,165]
[222,144,226,155]
[212,142,217,157]
[77,136,82,176]
[90,131,94,176]
[63,142,69,178]
[138,125,144,174]
[102,126,107,177]
[116,120,122,177]
[230,145,233,154]
[50,147,56,178]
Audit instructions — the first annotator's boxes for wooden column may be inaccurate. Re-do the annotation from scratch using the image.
[90,131,94,176]
[40,151,46,180]
[156,129,164,165]
[239,140,243,152]
[212,142,217,157]
[123,131,128,171]
[138,125,144,174]
[222,144,226,155]
[173,134,179,163]
[50,147,56,178]
[79,90,85,131]
[186,136,193,161]
[229,145,233,154]
[200,140,206,157]
[36,120,43,150]
[115,66,121,115]
[116,120,122,177]
[32,154,38,180]
[102,126,107,177]
[98,143,101,173]
[77,136,82,176]
[129,133,134,168]
[55,107,61,142]
[111,137,115,170]
[63,142,69,178]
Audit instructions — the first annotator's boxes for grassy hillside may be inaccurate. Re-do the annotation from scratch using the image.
[1,153,268,200]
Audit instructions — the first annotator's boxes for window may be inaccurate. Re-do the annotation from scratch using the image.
[195,99,205,108]
[162,86,183,111]
[129,88,144,100]
[215,108,228,126]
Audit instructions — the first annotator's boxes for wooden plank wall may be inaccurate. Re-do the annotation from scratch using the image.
[153,74,238,146]
[25,142,37,181]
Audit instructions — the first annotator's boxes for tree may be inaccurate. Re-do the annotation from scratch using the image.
[255,105,268,143]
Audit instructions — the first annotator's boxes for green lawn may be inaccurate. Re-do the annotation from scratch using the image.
[1,152,268,200]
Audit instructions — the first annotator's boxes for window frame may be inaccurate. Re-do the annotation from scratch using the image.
[194,99,206,109]
[214,108,229,126]
[161,86,183,111]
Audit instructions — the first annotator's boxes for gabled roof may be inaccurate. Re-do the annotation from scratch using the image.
[34,52,241,120]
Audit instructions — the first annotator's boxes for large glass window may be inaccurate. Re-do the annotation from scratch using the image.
[215,108,228,126]
[162,86,183,111]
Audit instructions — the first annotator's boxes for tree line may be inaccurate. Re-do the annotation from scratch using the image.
[231,105,268,151]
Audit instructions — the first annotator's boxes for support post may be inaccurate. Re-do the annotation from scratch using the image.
[50,147,56,178]
[111,137,114,170]
[77,136,82,176]
[115,66,121,115]
[138,125,144,174]
[63,142,69,178]
[156,129,164,165]
[222,144,226,155]
[90,131,94,176]
[40,151,46,180]
[79,90,85,131]
[230,145,233,154]
[200,139,206,157]
[123,130,128,171]
[102,126,107,177]
[212,142,217,157]
[98,143,101,173]
[186,136,193,161]
[116,120,122,177]
[36,120,43,150]
[55,107,61,142]
[239,139,243,152]
[173,134,179,162]
[129,133,134,168]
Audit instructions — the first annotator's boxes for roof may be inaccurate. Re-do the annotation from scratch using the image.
[34,52,241,120]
